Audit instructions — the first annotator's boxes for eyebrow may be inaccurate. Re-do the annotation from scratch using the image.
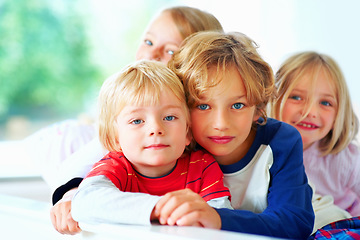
[235,95,247,99]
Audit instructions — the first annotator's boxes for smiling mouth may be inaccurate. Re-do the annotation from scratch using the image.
[208,136,234,144]
[296,122,318,129]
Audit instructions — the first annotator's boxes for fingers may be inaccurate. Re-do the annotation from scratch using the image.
[176,211,203,226]
[166,200,203,225]
[50,200,81,235]
[50,206,57,229]
[65,213,81,235]
[155,189,206,226]
[176,206,221,229]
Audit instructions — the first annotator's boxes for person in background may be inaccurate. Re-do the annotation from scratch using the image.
[271,51,360,217]
[50,6,223,235]
[71,60,231,225]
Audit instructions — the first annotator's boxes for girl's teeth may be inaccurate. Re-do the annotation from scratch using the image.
[298,123,315,128]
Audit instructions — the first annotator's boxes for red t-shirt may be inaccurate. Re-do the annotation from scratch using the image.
[85,150,230,201]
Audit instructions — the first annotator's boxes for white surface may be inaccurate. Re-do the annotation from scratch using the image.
[80,222,280,240]
[0,193,280,240]
[0,194,80,240]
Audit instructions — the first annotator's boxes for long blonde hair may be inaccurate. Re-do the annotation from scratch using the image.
[272,51,358,155]
[168,31,275,125]
[98,60,190,152]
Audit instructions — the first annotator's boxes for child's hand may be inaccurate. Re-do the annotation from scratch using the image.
[50,189,81,235]
[154,189,221,229]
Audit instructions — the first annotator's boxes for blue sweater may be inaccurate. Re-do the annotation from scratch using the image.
[217,118,314,239]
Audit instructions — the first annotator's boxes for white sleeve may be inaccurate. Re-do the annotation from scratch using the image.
[54,138,108,188]
[71,175,161,225]
[206,196,233,209]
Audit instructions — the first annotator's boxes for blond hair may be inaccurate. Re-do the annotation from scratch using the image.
[98,60,190,152]
[163,6,223,40]
[272,51,359,155]
[168,31,275,125]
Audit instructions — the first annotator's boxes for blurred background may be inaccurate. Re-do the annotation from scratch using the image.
[0,0,359,178]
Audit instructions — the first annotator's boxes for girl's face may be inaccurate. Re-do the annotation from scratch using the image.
[190,66,259,165]
[135,11,183,64]
[281,70,338,150]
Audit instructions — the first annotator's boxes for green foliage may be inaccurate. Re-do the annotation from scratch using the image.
[0,0,101,121]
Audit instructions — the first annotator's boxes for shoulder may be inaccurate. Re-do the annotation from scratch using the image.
[344,142,360,158]
[88,151,130,176]
[258,118,302,149]
[259,119,303,171]
[327,142,360,166]
[260,118,301,141]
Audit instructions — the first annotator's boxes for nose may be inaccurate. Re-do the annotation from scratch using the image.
[213,109,229,131]
[305,102,319,118]
[143,47,161,62]
[149,119,164,136]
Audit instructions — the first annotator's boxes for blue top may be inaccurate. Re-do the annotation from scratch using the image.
[216,118,314,239]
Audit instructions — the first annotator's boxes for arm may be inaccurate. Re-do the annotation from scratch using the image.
[50,137,107,234]
[72,175,161,225]
[72,151,232,226]
[343,143,360,196]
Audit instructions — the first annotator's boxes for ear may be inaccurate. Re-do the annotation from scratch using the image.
[253,108,261,122]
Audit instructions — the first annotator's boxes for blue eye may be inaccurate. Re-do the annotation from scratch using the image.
[145,39,153,46]
[197,104,210,110]
[164,116,175,121]
[131,119,143,125]
[167,50,174,55]
[320,101,331,106]
[232,103,244,109]
[289,95,302,101]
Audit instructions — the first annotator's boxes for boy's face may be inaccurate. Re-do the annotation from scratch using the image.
[281,70,337,150]
[190,66,259,165]
[116,88,190,177]
[135,11,183,64]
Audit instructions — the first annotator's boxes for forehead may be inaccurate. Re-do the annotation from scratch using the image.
[295,69,337,96]
[202,65,245,98]
[129,88,185,108]
[146,12,183,45]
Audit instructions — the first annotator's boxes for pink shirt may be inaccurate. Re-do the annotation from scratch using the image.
[303,142,360,216]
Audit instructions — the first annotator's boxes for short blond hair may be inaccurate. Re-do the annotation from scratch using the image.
[168,31,275,124]
[98,60,190,152]
[272,51,359,155]
[163,6,223,40]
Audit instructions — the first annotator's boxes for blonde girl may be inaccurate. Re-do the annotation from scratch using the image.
[272,51,360,217]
